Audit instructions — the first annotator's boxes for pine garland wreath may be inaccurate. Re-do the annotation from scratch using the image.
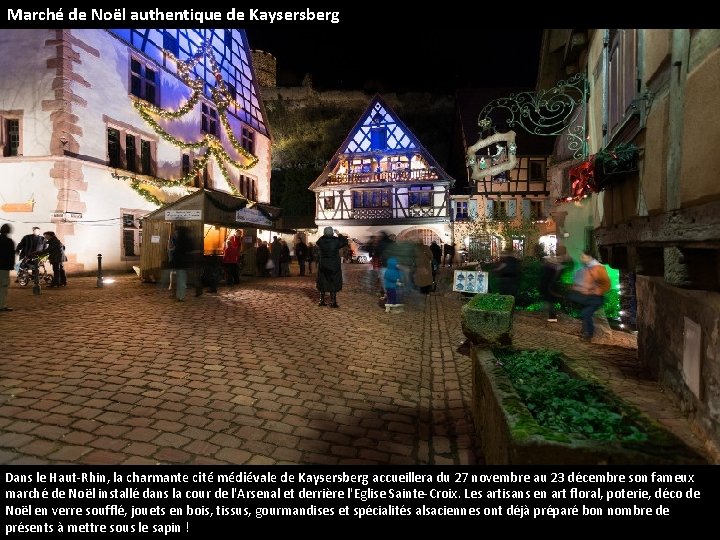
[121,39,259,204]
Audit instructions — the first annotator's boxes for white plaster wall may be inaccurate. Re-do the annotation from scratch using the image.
[0,30,56,157]
[69,164,158,270]
[0,160,56,236]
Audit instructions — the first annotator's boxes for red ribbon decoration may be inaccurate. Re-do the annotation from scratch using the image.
[569,156,598,198]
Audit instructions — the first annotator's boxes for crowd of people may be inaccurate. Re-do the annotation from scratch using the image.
[0,223,70,312]
[1,221,613,340]
[206,228,613,338]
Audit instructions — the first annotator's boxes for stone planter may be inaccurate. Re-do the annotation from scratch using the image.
[461,294,514,347]
[471,347,707,465]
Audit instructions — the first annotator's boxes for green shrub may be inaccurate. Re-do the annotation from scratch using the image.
[468,293,514,311]
[493,348,648,442]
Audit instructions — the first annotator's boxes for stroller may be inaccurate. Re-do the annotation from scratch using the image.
[16,253,54,286]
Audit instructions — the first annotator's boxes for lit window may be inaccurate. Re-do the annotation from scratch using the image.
[494,200,508,219]
[409,185,432,207]
[455,201,468,220]
[352,190,391,208]
[121,209,145,259]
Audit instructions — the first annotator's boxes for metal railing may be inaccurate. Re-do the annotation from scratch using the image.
[327,167,440,185]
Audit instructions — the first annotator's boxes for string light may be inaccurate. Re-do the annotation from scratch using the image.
[124,39,259,206]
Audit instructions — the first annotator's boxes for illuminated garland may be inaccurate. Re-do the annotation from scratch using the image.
[130,179,162,206]
[126,39,259,205]
[218,112,259,167]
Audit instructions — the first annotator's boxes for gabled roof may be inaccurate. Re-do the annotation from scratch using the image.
[310,94,456,190]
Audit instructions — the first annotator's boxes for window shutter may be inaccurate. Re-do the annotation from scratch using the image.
[485,199,494,218]
[522,199,531,220]
[468,199,478,219]
[0,116,6,149]
[508,199,517,218]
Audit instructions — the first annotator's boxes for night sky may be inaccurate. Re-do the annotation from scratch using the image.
[245,28,543,94]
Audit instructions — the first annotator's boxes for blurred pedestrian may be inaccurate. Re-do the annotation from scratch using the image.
[295,237,308,276]
[413,242,434,295]
[316,227,348,308]
[39,231,66,287]
[169,226,195,302]
[270,236,281,277]
[430,240,442,290]
[15,226,45,259]
[568,250,611,341]
[383,256,405,313]
[306,242,315,275]
[539,245,572,322]
[279,239,290,277]
[256,241,270,277]
[0,223,15,311]
[493,246,520,297]
[444,243,456,268]
[222,229,242,285]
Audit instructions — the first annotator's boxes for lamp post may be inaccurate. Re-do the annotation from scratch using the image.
[32,262,41,295]
[96,253,104,288]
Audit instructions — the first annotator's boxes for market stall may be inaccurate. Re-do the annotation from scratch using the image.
[139,188,285,282]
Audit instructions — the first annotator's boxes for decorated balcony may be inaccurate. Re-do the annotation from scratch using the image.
[326,166,440,185]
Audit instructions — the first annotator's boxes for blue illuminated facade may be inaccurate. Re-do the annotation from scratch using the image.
[110,29,268,135]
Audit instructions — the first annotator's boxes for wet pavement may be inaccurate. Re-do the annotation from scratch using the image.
[0,264,717,465]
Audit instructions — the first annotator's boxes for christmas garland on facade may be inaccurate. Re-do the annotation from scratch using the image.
[123,40,258,205]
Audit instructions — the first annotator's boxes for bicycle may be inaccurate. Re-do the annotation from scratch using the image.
[16,254,54,286]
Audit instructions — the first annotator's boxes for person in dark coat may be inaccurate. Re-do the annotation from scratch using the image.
[295,238,308,276]
[315,227,349,308]
[15,226,45,259]
[39,231,66,287]
[15,226,46,281]
[539,245,572,322]
[429,240,442,290]
[0,223,16,311]
[168,226,196,301]
[493,246,520,297]
[256,241,270,277]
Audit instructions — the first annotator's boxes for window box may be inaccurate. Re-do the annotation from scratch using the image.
[594,142,639,189]
[470,347,708,464]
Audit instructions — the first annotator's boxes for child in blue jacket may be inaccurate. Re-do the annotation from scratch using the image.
[383,257,405,313]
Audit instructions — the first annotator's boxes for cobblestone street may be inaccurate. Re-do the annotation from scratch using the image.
[0,264,716,465]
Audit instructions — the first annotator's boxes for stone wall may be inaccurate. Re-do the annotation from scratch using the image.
[636,275,720,448]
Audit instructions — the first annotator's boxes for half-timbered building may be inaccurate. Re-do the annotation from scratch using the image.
[309,95,456,247]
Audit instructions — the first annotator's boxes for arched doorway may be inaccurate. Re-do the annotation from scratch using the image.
[396,227,443,245]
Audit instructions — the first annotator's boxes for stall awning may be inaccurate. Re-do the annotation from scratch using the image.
[141,188,285,231]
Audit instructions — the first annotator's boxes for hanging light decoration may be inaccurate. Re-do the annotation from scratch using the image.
[122,39,259,204]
